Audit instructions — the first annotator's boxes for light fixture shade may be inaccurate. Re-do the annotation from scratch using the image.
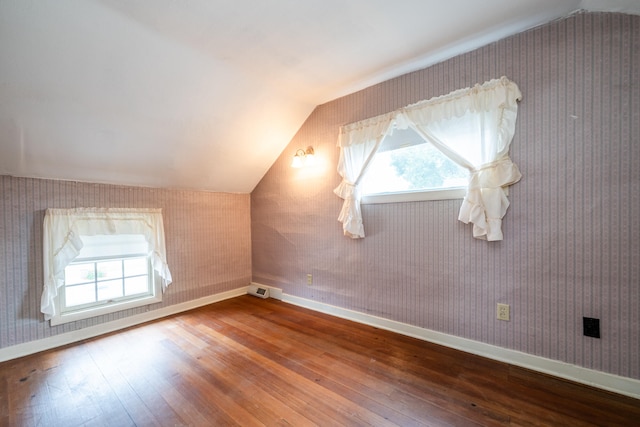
[291,146,314,168]
[291,154,303,168]
[304,152,315,166]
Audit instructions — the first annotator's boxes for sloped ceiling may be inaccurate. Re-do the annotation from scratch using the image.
[1,0,638,193]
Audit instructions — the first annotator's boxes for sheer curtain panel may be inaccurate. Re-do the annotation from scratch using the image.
[334,113,395,238]
[41,208,172,320]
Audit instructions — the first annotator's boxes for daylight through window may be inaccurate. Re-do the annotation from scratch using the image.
[360,127,468,201]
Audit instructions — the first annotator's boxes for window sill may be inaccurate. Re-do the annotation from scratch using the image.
[361,187,467,204]
[50,293,162,326]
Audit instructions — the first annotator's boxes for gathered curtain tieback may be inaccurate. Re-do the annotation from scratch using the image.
[334,181,358,223]
[459,157,519,241]
[467,157,522,189]
[333,181,365,238]
[333,180,357,200]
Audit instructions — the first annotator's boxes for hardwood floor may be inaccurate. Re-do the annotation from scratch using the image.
[1,296,638,426]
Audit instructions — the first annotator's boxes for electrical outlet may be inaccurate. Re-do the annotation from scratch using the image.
[497,303,510,321]
[583,317,600,338]
[306,274,313,286]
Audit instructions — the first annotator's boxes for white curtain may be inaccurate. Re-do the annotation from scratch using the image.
[400,77,522,241]
[335,77,522,241]
[334,113,395,238]
[41,207,172,321]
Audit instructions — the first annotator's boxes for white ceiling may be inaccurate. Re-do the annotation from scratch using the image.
[1,0,638,193]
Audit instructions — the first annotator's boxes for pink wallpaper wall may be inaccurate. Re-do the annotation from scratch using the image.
[251,13,640,379]
[0,176,251,348]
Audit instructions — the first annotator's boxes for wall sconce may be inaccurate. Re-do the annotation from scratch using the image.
[291,146,315,168]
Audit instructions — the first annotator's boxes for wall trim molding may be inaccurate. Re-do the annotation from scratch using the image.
[0,286,248,363]
[275,289,640,400]
[3,283,638,400]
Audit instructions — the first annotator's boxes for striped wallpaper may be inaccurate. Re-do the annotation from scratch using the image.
[251,12,640,379]
[0,176,251,348]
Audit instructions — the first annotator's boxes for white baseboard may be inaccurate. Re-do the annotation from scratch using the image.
[4,284,638,400]
[280,292,640,400]
[0,286,248,363]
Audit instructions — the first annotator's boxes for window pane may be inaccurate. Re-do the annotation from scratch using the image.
[97,260,123,281]
[97,279,123,301]
[388,143,468,190]
[62,250,153,315]
[361,127,468,196]
[64,262,95,285]
[65,283,96,307]
[362,143,468,195]
[125,276,149,296]
[361,151,412,194]
[124,258,148,277]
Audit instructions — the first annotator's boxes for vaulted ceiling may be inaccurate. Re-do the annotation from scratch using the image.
[1,0,638,192]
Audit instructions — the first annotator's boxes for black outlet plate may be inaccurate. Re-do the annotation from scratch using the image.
[583,317,600,338]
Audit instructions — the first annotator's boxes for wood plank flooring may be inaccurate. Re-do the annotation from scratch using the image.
[1,295,638,426]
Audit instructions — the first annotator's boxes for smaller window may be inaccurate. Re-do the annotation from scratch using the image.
[360,128,468,204]
[63,256,152,310]
[51,234,162,325]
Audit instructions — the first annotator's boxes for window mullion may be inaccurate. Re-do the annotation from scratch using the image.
[121,259,126,299]
[94,262,99,303]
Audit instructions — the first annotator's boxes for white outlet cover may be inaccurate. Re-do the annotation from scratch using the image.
[497,303,510,321]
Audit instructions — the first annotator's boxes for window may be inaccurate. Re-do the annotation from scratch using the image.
[42,208,172,325]
[52,234,162,325]
[64,256,150,306]
[360,127,469,204]
[334,77,522,241]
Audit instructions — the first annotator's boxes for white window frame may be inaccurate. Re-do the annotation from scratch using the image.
[51,251,162,326]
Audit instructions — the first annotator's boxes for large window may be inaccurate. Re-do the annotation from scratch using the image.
[42,208,172,325]
[360,127,469,203]
[334,77,522,241]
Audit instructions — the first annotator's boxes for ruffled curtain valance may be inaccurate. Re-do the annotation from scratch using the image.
[41,208,172,320]
[334,77,522,241]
